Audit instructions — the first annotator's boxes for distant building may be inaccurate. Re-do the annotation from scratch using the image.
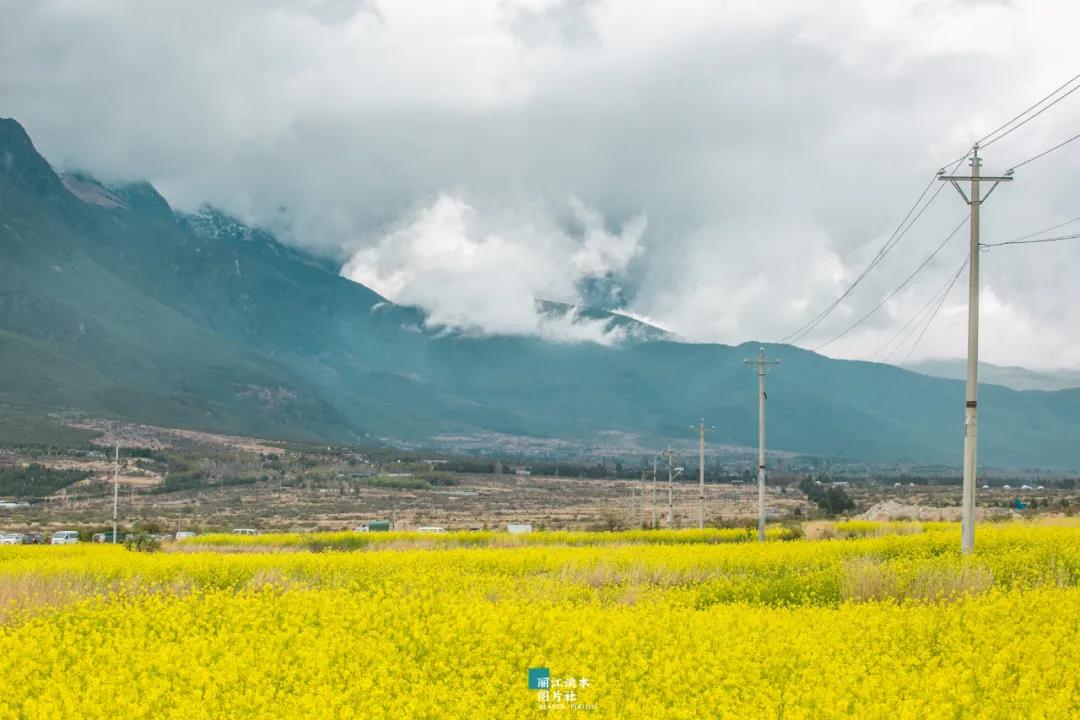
[356,520,393,532]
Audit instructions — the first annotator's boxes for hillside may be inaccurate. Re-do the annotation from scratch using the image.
[906,358,1080,392]
[5,117,1080,467]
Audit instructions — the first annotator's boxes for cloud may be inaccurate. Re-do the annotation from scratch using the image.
[340,192,644,340]
[2,0,1080,363]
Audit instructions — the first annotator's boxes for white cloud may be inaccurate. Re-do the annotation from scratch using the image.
[340,192,644,340]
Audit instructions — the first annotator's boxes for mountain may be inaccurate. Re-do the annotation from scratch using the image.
[6,116,1080,468]
[906,358,1080,392]
[534,299,675,343]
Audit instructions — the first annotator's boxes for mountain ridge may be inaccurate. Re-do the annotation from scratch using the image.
[5,116,1080,468]
[905,358,1080,392]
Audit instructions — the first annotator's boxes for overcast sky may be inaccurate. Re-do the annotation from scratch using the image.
[3,0,1080,367]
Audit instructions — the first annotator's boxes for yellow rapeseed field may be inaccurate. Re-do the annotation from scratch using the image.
[1,522,1078,718]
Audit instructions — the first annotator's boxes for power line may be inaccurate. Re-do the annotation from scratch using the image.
[978,214,1080,249]
[982,231,1080,249]
[1003,214,1080,243]
[779,173,938,343]
[780,157,965,346]
[786,72,1080,348]
[1009,129,1080,170]
[872,255,968,363]
[981,77,1080,149]
[812,215,968,353]
[897,257,968,366]
[816,256,968,477]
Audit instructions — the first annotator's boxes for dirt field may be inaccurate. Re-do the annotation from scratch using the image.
[0,473,811,534]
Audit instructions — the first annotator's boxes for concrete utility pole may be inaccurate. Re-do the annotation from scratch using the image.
[697,420,706,529]
[939,146,1013,554]
[665,446,684,528]
[640,469,647,528]
[667,446,674,529]
[744,348,779,541]
[112,443,119,544]
[651,456,657,529]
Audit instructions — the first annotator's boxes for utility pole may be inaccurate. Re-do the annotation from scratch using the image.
[939,146,1013,554]
[651,456,657,529]
[697,420,706,529]
[112,443,119,544]
[666,446,684,528]
[667,446,674,528]
[744,348,779,541]
[640,469,647,528]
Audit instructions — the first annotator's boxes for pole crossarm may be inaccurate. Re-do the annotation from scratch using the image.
[939,172,1013,205]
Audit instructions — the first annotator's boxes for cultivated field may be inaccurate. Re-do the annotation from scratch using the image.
[1,521,1078,718]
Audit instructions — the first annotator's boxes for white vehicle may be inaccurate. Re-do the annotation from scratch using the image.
[51,530,80,545]
[175,531,197,540]
[417,526,446,534]
[0,533,24,545]
[507,524,533,535]
[1021,485,1034,491]
[232,528,260,536]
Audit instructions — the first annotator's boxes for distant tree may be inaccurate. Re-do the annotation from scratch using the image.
[799,478,855,516]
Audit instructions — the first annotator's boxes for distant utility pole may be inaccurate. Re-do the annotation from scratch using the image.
[744,348,779,542]
[695,420,709,530]
[939,146,1013,555]
[112,443,119,544]
[651,456,657,529]
[666,446,684,529]
[667,446,674,529]
[640,469,647,528]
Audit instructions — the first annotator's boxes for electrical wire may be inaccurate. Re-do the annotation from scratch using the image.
[1001,214,1080,243]
[1009,129,1080,171]
[873,255,968,363]
[780,154,968,346]
[779,174,939,344]
[981,81,1080,149]
[815,256,968,477]
[812,215,968,353]
[897,258,967,366]
[937,71,1080,169]
[982,232,1080,249]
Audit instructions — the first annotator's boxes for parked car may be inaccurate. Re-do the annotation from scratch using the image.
[50,530,80,545]
[231,528,259,536]
[22,533,45,545]
[0,533,25,545]
[175,531,197,541]
[417,526,446,534]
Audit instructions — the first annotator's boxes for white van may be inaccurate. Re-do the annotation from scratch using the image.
[175,531,197,540]
[51,530,80,545]
[232,528,259,536]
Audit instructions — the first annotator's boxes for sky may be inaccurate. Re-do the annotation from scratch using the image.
[2,0,1080,367]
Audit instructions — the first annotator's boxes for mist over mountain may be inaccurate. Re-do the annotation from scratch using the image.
[5,116,1080,468]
